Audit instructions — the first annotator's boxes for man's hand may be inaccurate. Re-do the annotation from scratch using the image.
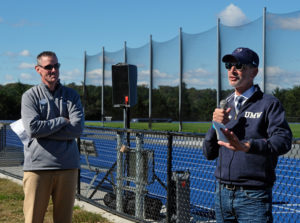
[213,107,231,124]
[218,128,250,152]
[64,117,70,123]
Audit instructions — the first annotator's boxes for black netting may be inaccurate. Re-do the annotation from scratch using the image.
[152,36,180,127]
[127,44,150,119]
[265,11,300,94]
[219,17,263,95]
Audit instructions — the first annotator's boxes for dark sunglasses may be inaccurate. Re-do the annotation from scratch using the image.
[225,63,246,71]
[38,63,60,71]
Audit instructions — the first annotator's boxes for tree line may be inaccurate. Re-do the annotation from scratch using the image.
[0,82,299,122]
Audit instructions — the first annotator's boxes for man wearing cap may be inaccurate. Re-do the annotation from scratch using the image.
[203,47,292,222]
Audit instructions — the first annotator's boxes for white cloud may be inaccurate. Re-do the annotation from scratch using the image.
[137,70,150,85]
[153,78,179,88]
[84,68,103,85]
[60,68,82,82]
[264,65,300,93]
[218,4,248,26]
[86,68,102,79]
[153,69,172,78]
[64,68,81,76]
[276,16,300,30]
[103,56,119,64]
[4,50,31,58]
[137,81,149,86]
[184,78,215,88]
[182,67,216,88]
[265,82,280,93]
[4,51,16,57]
[18,62,35,69]
[19,50,30,57]
[5,74,14,81]
[20,73,33,80]
[266,66,285,76]
[0,17,3,23]
[184,67,211,78]
[12,19,29,27]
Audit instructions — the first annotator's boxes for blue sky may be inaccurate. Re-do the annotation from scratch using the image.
[1,0,300,86]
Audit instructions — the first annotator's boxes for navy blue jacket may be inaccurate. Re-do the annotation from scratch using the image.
[203,85,292,187]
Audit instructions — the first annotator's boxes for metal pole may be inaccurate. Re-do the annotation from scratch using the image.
[77,138,81,195]
[124,41,129,132]
[262,7,266,93]
[179,27,183,132]
[82,51,87,111]
[124,41,127,63]
[124,106,130,143]
[116,132,124,213]
[166,133,173,223]
[77,51,86,195]
[135,133,145,219]
[217,18,221,106]
[149,35,153,129]
[102,47,105,126]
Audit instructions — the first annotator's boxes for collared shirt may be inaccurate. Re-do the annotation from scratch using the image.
[234,85,255,110]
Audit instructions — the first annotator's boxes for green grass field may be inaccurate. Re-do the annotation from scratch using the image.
[86,122,300,138]
[0,178,111,223]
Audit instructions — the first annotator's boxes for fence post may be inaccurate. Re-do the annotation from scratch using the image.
[166,133,173,223]
[77,137,81,195]
[179,27,183,132]
[116,131,124,213]
[149,34,153,129]
[101,47,105,126]
[82,51,87,113]
[0,124,3,151]
[135,133,145,218]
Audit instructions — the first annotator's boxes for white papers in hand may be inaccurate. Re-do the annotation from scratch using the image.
[212,121,228,143]
[10,119,30,145]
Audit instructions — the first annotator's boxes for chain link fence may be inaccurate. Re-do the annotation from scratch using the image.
[0,122,299,222]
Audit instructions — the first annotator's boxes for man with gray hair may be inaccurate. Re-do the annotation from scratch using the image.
[21,51,84,223]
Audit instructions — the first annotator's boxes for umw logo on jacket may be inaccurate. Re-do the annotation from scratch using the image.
[245,111,262,119]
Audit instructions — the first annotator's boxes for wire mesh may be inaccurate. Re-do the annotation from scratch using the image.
[1,123,298,222]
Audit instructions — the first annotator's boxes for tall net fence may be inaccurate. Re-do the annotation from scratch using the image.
[0,122,299,222]
[84,10,300,126]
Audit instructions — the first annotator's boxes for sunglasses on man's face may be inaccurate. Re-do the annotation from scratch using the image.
[225,63,246,71]
[38,63,60,71]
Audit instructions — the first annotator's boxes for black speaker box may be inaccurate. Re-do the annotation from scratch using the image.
[112,63,137,107]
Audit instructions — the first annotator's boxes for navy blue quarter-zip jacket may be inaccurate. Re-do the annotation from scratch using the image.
[203,85,292,187]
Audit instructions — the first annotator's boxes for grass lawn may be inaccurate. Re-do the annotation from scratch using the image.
[86,121,300,138]
[0,178,112,223]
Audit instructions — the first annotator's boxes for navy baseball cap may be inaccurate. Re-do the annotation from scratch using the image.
[222,47,259,67]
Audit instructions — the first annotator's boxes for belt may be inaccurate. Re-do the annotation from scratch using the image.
[221,183,266,191]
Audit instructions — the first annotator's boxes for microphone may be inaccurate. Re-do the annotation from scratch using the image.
[219,99,228,109]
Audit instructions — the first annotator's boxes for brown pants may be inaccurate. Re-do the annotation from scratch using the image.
[23,169,78,223]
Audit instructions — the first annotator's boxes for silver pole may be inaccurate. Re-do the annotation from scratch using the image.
[135,133,145,218]
[149,35,153,129]
[116,132,124,213]
[179,27,183,132]
[123,41,127,129]
[124,41,127,63]
[82,51,87,111]
[102,47,105,126]
[262,7,266,93]
[217,18,221,106]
